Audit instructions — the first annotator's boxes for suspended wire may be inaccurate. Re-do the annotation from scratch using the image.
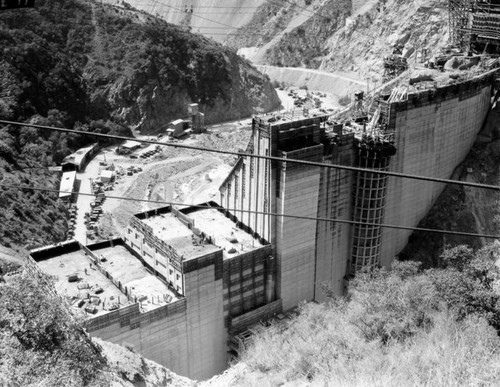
[116,4,262,8]
[1,119,499,192]
[4,0,343,41]
[113,0,336,37]
[149,0,238,30]
[276,0,332,21]
[1,183,498,240]
[3,4,491,241]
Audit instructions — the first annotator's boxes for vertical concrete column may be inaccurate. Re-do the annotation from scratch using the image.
[350,138,396,274]
[314,134,355,300]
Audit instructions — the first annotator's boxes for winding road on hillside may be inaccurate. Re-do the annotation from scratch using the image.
[257,65,365,85]
[256,64,366,97]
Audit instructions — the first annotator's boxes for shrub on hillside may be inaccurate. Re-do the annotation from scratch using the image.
[239,247,500,385]
[0,274,108,386]
[338,94,352,106]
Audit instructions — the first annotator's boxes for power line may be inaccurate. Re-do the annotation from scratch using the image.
[197,32,268,36]
[1,183,498,240]
[115,0,335,36]
[276,0,332,21]
[120,4,262,8]
[149,0,238,30]
[1,119,499,192]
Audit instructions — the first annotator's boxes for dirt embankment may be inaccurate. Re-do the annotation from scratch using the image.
[319,0,449,81]
[257,64,364,97]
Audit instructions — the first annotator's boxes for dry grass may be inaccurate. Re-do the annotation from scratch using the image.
[232,263,500,386]
[238,304,500,386]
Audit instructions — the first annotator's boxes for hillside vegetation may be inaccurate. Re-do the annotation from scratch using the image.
[0,274,193,386]
[0,0,280,257]
[206,246,500,386]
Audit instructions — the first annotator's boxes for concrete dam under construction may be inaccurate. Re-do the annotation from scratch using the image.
[28,63,500,380]
[22,0,500,381]
[220,66,499,308]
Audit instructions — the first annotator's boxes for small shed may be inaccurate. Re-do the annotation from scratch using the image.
[59,171,77,201]
[100,170,115,184]
[168,119,185,137]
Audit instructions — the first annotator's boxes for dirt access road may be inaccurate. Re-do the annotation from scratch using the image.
[73,85,338,243]
[71,122,250,243]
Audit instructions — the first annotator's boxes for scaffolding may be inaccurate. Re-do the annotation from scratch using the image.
[350,139,396,274]
[449,0,500,53]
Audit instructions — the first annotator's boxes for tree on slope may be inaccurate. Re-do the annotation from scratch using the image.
[427,244,500,330]
[239,248,500,385]
[0,274,107,386]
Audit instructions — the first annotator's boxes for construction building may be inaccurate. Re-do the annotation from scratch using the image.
[188,103,205,134]
[58,170,77,201]
[61,143,99,172]
[167,118,190,138]
[166,103,205,138]
[116,140,141,155]
[28,203,280,380]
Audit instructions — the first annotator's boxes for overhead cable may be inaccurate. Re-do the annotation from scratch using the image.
[1,119,499,192]
[1,183,498,240]
[149,0,238,30]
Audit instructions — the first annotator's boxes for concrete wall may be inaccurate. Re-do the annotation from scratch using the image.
[87,301,191,376]
[220,120,272,242]
[183,261,226,379]
[124,218,184,294]
[276,145,323,311]
[89,252,226,381]
[314,135,355,299]
[380,80,493,267]
[222,246,274,321]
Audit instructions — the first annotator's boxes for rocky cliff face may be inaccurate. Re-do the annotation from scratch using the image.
[318,0,449,81]
[115,0,450,83]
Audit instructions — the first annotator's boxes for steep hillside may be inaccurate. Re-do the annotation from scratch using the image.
[107,0,347,66]
[85,2,280,130]
[112,0,450,81]
[103,0,268,43]
[229,0,351,67]
[257,0,351,68]
[0,274,194,386]
[0,0,280,131]
[215,0,450,82]
[0,0,280,257]
[319,0,449,80]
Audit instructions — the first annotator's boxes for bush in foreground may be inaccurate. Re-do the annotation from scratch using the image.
[239,249,500,386]
[0,274,108,386]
